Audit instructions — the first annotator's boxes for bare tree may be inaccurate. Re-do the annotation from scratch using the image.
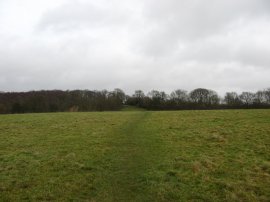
[170,89,188,104]
[130,90,145,106]
[148,90,167,104]
[189,88,219,105]
[133,90,145,99]
[264,88,270,104]
[113,88,126,104]
[254,91,266,104]
[224,92,241,105]
[239,92,255,105]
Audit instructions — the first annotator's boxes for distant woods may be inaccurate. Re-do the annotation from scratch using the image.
[127,88,270,110]
[0,89,125,114]
[0,88,270,114]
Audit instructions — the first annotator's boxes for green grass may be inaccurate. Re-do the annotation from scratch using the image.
[121,105,146,111]
[0,110,270,201]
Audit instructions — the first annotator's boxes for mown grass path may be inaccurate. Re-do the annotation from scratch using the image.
[97,112,165,201]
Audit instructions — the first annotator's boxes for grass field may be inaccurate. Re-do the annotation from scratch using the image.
[0,110,270,201]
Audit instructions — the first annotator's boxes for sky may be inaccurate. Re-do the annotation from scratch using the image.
[0,0,270,95]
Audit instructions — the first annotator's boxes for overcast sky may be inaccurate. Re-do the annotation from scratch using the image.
[0,0,269,95]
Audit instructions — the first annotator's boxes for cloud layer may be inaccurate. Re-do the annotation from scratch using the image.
[0,0,269,94]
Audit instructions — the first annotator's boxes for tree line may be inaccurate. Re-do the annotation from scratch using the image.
[126,88,270,110]
[0,89,125,114]
[0,88,269,114]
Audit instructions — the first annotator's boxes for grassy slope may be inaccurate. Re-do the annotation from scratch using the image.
[0,110,270,201]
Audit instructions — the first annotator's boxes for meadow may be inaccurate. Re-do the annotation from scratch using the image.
[0,110,270,201]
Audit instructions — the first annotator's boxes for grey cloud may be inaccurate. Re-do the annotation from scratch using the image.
[0,0,269,95]
[143,0,270,38]
[134,0,270,57]
[37,0,137,32]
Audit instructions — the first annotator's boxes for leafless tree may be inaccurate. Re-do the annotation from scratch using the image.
[170,89,188,104]
[239,92,255,105]
[133,90,145,99]
[189,88,219,105]
[224,92,241,105]
[264,88,270,104]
